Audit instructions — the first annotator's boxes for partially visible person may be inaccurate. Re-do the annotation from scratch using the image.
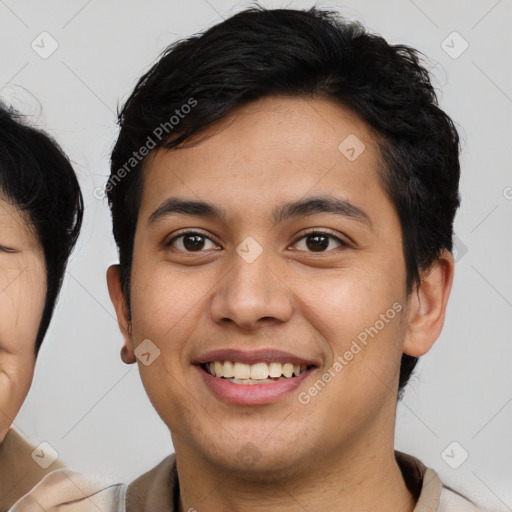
[0,101,82,510]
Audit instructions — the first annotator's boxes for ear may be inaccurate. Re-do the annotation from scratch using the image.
[403,249,455,357]
[106,264,136,364]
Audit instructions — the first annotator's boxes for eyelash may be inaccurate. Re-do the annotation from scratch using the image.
[165,229,348,254]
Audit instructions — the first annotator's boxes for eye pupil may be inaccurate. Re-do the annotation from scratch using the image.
[183,234,205,251]
[306,234,328,252]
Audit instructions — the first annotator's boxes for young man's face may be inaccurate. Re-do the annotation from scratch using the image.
[109,96,451,476]
[0,198,46,442]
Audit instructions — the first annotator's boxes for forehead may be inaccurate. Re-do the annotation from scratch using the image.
[137,96,391,226]
[0,196,27,227]
[0,196,39,246]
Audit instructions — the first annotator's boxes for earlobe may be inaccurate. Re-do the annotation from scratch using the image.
[403,249,455,357]
[106,265,136,364]
[120,344,136,364]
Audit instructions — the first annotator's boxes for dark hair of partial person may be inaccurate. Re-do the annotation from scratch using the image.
[0,101,83,352]
[107,6,461,395]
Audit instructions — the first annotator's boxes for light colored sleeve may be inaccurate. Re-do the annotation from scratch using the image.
[8,468,127,512]
[438,487,488,512]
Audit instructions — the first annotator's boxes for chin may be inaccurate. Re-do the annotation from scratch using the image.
[194,433,312,479]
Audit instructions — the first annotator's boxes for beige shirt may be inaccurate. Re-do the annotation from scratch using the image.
[125,451,482,511]
[10,451,482,511]
[0,429,64,512]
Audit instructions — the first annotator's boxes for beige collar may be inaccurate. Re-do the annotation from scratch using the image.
[396,451,443,511]
[126,451,443,512]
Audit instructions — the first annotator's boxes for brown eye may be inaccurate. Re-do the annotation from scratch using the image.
[306,234,329,251]
[293,231,346,253]
[183,234,205,251]
[166,232,218,252]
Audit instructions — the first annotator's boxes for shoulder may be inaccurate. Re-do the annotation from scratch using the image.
[439,486,485,512]
[9,468,126,512]
[0,429,65,510]
[395,451,483,512]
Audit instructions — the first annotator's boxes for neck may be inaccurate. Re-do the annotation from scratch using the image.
[174,438,415,512]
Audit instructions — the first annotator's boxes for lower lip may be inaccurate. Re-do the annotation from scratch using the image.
[196,365,314,405]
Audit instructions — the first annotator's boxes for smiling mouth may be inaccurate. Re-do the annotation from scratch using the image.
[201,361,314,385]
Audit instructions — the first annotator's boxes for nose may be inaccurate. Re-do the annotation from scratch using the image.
[209,246,294,331]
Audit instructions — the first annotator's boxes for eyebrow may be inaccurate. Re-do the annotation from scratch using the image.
[148,195,373,230]
[272,196,373,230]
[148,198,226,226]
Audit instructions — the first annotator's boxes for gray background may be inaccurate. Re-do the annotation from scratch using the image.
[1,0,511,509]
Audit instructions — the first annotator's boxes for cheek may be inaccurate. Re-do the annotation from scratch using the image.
[129,265,200,383]
[131,267,194,342]
[0,265,42,438]
[129,262,228,425]
[299,293,407,435]
[0,348,36,441]
[0,268,45,353]
[129,260,218,345]
[299,264,404,343]
[294,260,407,400]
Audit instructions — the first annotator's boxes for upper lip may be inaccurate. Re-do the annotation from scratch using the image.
[192,349,319,367]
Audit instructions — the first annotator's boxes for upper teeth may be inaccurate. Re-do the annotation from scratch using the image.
[207,361,308,380]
